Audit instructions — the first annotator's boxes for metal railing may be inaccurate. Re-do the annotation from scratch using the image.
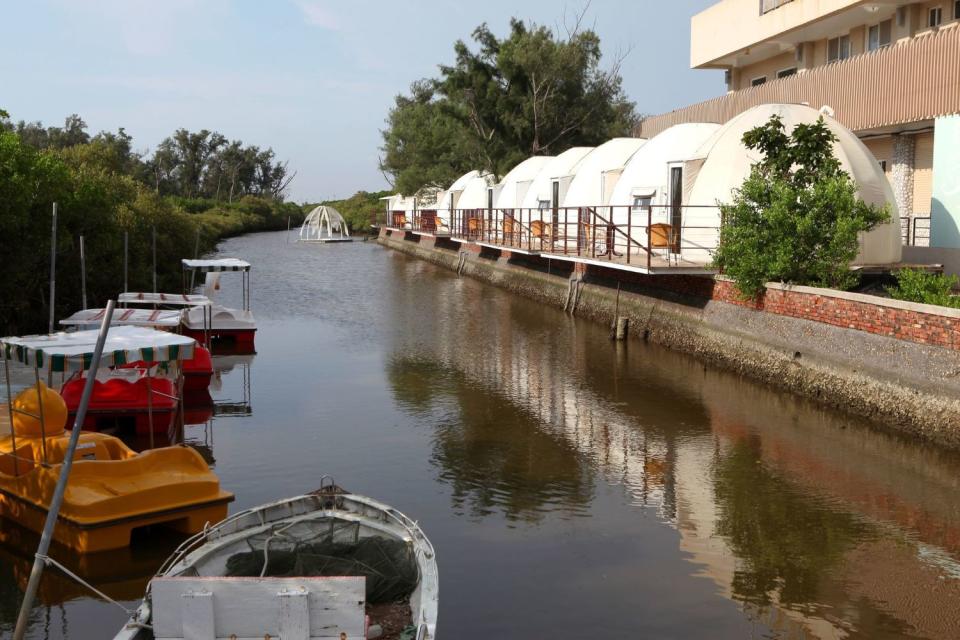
[433,205,722,271]
[901,216,931,247]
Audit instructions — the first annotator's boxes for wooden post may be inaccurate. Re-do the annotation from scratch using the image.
[48,203,58,333]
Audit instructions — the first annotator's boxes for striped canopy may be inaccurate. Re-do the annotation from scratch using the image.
[60,308,183,327]
[119,292,212,307]
[1,326,196,372]
[181,258,250,272]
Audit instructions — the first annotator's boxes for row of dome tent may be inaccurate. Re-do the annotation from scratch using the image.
[382,104,903,267]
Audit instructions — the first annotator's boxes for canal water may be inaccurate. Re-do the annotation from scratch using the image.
[4,229,960,639]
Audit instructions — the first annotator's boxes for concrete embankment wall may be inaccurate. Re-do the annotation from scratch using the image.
[378,229,960,449]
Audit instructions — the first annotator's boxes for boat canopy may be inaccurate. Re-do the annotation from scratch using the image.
[1,326,196,372]
[300,205,350,241]
[60,308,183,327]
[118,292,211,307]
[181,258,251,272]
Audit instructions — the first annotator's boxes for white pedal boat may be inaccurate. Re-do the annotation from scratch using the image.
[114,490,438,640]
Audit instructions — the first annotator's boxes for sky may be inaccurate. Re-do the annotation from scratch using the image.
[0,0,724,202]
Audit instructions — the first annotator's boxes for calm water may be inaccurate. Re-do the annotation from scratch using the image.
[4,230,960,639]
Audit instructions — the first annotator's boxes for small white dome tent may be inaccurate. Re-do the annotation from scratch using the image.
[607,123,721,257]
[381,194,418,228]
[299,205,353,243]
[434,170,481,230]
[554,137,646,252]
[518,147,594,245]
[561,138,647,208]
[452,172,497,238]
[492,156,554,243]
[684,103,901,266]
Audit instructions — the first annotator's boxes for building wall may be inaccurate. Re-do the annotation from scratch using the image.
[914,130,935,215]
[737,51,800,89]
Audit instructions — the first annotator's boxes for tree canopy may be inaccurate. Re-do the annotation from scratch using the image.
[712,116,889,297]
[1,113,294,202]
[380,18,638,196]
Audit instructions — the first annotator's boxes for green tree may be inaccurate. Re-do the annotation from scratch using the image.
[380,17,637,193]
[713,116,889,298]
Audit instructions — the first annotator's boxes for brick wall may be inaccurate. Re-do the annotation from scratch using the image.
[711,279,960,350]
[386,228,960,352]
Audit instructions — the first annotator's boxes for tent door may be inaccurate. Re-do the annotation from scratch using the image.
[669,165,683,254]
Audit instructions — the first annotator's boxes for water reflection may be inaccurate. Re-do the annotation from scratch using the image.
[383,250,960,639]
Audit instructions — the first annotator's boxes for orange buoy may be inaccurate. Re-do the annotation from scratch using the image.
[12,382,68,437]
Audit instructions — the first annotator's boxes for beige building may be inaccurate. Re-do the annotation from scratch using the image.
[639,0,960,249]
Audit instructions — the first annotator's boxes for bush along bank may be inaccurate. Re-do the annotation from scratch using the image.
[0,125,306,335]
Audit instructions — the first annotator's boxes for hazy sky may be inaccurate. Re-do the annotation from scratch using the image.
[1,0,723,202]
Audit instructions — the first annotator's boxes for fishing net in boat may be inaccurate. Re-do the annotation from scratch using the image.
[224,529,419,605]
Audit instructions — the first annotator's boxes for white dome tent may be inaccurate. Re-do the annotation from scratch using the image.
[450,171,497,238]
[492,156,553,244]
[299,205,353,243]
[607,123,722,258]
[683,103,902,266]
[518,147,594,245]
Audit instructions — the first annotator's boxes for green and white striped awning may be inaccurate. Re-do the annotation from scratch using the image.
[181,258,251,272]
[1,326,196,372]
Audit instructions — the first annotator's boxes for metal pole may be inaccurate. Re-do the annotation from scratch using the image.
[33,365,48,465]
[190,229,200,291]
[152,227,157,294]
[48,203,58,334]
[286,215,291,243]
[123,231,129,295]
[147,373,154,450]
[79,235,87,310]
[3,350,19,477]
[13,300,116,640]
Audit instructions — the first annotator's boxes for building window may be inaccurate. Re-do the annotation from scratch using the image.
[929,7,943,27]
[828,35,851,62]
[759,0,794,15]
[867,19,892,51]
[955,0,960,20]
[777,67,797,79]
[751,76,767,87]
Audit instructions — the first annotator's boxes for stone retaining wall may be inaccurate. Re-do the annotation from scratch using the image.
[379,229,960,448]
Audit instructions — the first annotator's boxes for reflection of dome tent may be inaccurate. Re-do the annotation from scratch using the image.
[299,205,353,243]
[683,103,902,265]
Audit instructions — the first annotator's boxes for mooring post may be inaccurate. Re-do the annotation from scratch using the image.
[48,203,58,334]
[123,231,129,295]
[152,226,157,293]
[79,234,87,310]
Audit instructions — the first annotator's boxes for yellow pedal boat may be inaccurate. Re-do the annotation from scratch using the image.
[0,327,234,554]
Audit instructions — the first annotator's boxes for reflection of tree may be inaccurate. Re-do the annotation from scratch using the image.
[713,437,870,607]
[387,356,594,522]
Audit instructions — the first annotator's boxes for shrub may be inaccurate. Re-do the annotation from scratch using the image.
[712,116,889,298]
[886,269,960,308]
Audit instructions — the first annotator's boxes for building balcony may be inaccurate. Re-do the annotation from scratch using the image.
[647,19,960,138]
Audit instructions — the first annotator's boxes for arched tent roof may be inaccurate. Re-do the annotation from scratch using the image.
[494,156,553,209]
[381,194,416,212]
[519,147,594,210]
[455,172,497,210]
[608,123,721,207]
[561,138,647,207]
[300,205,350,241]
[436,170,481,212]
[686,103,901,264]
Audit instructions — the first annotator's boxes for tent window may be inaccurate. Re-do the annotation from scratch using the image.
[751,76,767,87]
[538,200,551,210]
[632,195,652,210]
[777,67,797,79]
